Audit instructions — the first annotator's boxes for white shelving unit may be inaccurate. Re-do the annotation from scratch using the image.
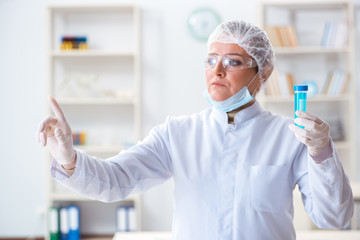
[353,1,360,230]
[258,1,357,230]
[45,4,142,237]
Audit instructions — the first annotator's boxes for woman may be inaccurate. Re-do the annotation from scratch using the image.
[37,21,353,240]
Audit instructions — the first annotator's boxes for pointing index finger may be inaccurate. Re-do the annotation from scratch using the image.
[49,96,66,121]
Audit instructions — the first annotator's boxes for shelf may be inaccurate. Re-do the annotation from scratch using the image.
[75,145,124,153]
[48,3,135,11]
[47,4,136,12]
[50,192,138,202]
[262,1,351,9]
[50,192,92,201]
[274,46,350,54]
[260,0,357,232]
[261,94,351,103]
[78,237,112,240]
[46,4,142,235]
[57,98,135,105]
[51,50,135,58]
[351,182,360,201]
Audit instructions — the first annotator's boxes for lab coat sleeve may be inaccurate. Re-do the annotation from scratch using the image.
[295,140,354,228]
[50,121,173,203]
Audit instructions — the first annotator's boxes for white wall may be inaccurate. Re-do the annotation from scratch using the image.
[0,0,359,237]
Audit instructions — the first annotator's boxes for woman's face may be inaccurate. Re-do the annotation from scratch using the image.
[205,42,260,101]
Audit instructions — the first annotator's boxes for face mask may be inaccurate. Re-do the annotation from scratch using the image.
[204,73,258,112]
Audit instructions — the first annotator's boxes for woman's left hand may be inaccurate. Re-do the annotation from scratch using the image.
[288,111,331,158]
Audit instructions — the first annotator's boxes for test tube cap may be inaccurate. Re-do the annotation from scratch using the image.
[293,85,308,91]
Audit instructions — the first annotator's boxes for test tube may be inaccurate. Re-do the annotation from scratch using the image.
[293,85,308,128]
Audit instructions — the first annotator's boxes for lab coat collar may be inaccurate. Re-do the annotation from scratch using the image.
[211,100,263,128]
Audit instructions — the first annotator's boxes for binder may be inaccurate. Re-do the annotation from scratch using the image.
[128,206,137,231]
[60,207,69,240]
[116,206,137,232]
[116,206,128,232]
[68,205,80,240]
[49,207,60,240]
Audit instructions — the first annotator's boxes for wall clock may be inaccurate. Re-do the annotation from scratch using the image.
[187,7,221,41]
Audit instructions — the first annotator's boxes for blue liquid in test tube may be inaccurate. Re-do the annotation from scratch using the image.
[293,85,308,128]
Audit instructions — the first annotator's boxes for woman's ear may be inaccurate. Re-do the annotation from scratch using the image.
[261,66,274,83]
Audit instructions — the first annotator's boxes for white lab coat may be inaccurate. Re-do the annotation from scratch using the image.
[51,101,353,240]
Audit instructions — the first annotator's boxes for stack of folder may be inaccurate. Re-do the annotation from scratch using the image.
[116,206,137,232]
[49,205,80,240]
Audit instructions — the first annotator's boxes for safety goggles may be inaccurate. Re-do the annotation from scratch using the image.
[205,54,257,71]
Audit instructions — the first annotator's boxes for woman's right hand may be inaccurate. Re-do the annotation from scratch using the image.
[37,96,76,166]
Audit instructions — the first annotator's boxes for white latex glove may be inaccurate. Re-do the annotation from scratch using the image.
[288,111,331,157]
[37,96,75,165]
